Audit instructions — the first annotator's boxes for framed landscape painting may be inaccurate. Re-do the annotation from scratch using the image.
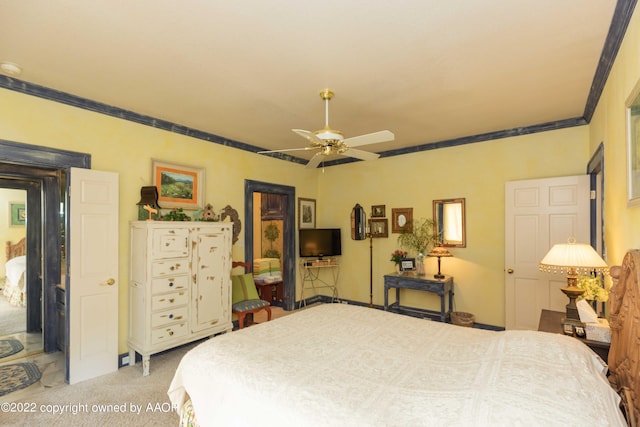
[152,160,204,209]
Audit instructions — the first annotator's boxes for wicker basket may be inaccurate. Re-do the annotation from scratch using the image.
[451,311,475,327]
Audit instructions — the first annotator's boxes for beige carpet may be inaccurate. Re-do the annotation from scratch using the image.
[2,306,292,426]
[0,292,25,336]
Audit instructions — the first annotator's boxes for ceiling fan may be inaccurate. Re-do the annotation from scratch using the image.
[260,89,394,169]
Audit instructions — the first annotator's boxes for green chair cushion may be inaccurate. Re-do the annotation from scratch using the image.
[232,299,270,312]
[231,273,260,305]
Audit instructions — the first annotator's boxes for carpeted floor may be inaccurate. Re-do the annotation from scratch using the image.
[0,292,26,336]
[1,306,294,426]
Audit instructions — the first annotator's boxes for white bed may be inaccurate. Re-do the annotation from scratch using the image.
[168,303,626,426]
[3,238,26,307]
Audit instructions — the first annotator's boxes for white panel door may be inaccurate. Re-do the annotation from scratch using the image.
[69,167,119,384]
[505,175,589,330]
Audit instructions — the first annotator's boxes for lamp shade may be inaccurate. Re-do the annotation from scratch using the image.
[538,241,608,274]
[428,246,453,258]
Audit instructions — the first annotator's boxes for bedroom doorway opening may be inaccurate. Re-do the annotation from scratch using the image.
[244,180,296,311]
[0,187,40,360]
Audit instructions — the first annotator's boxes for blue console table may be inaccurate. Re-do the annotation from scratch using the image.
[383,273,454,322]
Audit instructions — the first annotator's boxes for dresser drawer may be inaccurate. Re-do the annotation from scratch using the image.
[151,275,189,294]
[151,322,189,344]
[151,291,188,311]
[152,228,189,259]
[151,306,188,327]
[152,259,188,277]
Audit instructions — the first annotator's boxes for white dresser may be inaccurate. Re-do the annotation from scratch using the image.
[128,221,233,375]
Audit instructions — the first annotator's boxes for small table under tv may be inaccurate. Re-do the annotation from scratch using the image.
[299,259,339,306]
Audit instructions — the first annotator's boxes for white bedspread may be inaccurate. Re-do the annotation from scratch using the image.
[168,304,625,426]
[5,255,26,290]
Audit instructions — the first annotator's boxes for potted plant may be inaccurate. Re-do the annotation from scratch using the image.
[397,218,436,275]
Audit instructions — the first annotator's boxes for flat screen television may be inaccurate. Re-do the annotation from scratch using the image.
[299,228,342,259]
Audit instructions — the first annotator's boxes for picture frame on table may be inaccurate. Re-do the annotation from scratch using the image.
[391,207,413,233]
[399,258,416,272]
[298,198,316,229]
[9,202,25,227]
[369,218,388,238]
[627,79,640,206]
[152,159,204,210]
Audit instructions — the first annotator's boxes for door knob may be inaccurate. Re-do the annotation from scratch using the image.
[507,269,514,274]
[102,278,116,286]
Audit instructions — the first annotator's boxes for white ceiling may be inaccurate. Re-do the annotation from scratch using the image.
[0,0,624,165]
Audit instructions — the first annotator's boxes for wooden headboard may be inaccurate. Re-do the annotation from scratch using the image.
[5,237,26,261]
[608,251,640,427]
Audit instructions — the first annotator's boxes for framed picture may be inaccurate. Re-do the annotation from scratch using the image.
[371,204,386,218]
[9,202,25,227]
[399,257,416,272]
[391,207,413,233]
[369,218,388,238]
[298,198,316,229]
[152,160,204,210]
[627,80,640,206]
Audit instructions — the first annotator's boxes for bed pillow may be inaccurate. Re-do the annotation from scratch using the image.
[231,273,260,305]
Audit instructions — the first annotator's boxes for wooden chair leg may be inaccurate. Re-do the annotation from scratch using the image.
[265,306,272,321]
[237,312,246,329]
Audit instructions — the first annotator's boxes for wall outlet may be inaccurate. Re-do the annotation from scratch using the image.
[118,353,130,368]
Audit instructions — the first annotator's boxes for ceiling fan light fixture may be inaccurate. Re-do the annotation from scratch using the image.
[314,128,343,141]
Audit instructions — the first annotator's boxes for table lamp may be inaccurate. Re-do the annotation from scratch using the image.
[538,239,608,329]
[428,246,453,279]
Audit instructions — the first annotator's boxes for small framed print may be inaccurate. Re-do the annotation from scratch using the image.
[369,218,388,238]
[371,205,386,218]
[399,258,416,272]
[298,198,316,229]
[9,202,25,227]
[391,207,413,233]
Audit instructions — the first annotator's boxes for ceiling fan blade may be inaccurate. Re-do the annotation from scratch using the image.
[292,129,323,144]
[344,148,380,162]
[343,130,394,148]
[305,153,325,169]
[258,147,316,154]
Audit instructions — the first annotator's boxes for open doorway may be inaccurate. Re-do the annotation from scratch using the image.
[244,180,296,311]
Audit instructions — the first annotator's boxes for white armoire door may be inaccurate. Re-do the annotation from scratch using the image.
[505,175,590,330]
[69,167,119,384]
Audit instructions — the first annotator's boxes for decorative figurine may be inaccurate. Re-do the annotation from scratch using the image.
[137,186,161,220]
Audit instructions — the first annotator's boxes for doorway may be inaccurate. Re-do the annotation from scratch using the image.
[0,139,89,380]
[244,180,296,311]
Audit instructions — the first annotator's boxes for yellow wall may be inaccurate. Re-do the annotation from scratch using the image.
[0,88,319,352]
[0,189,27,274]
[318,127,589,326]
[589,5,640,266]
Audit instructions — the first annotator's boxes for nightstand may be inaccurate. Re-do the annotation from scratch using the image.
[538,309,610,362]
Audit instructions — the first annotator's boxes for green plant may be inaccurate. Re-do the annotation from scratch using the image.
[397,217,436,255]
[577,275,609,302]
[161,208,191,221]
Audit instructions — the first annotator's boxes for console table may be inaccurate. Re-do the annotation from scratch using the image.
[384,273,454,322]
